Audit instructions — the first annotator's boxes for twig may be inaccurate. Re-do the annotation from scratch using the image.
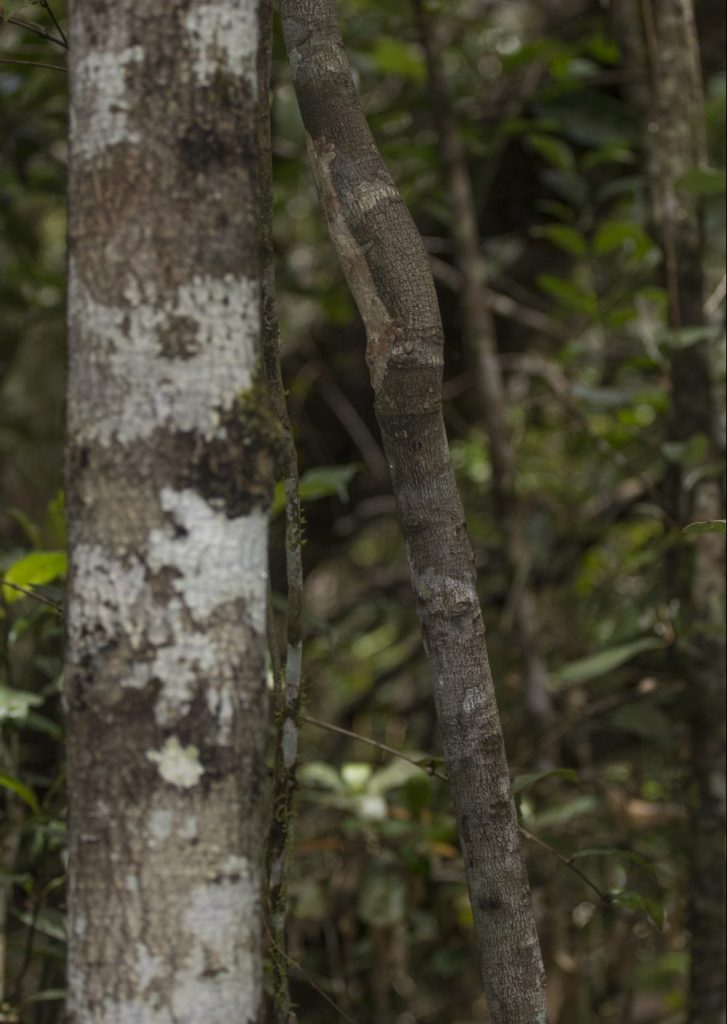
[264,921,358,1024]
[6,15,66,49]
[0,57,66,72]
[519,826,611,904]
[302,717,612,910]
[301,714,448,781]
[6,15,66,48]
[40,0,67,49]
[0,582,63,615]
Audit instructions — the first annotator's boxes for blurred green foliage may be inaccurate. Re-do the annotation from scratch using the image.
[1,0,725,1022]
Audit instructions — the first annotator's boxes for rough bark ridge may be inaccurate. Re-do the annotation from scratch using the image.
[65,2,274,1021]
[279,3,548,1020]
[616,2,726,1021]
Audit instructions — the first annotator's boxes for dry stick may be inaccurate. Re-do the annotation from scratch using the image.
[258,6,305,1023]
[279,4,548,1020]
[412,0,555,741]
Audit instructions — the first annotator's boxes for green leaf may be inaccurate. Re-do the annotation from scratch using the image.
[0,685,44,722]
[0,773,39,813]
[525,133,575,170]
[20,989,66,1005]
[659,325,721,349]
[3,0,45,14]
[532,795,599,829]
[512,768,580,795]
[272,464,360,517]
[537,273,598,315]
[6,508,41,548]
[683,519,726,535]
[298,761,344,793]
[676,166,725,196]
[358,866,407,927]
[605,703,673,748]
[2,550,67,603]
[340,762,373,792]
[570,847,659,880]
[611,889,664,928]
[371,37,425,82]
[550,637,665,690]
[532,224,588,257]
[369,758,426,795]
[593,220,655,260]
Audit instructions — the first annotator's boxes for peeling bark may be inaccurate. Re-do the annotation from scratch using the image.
[279,3,548,1020]
[65,3,273,1021]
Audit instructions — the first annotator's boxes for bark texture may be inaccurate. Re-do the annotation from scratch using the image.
[65,3,274,1021]
[279,3,548,1021]
[413,0,555,742]
[258,4,304,1021]
[615,3,726,1021]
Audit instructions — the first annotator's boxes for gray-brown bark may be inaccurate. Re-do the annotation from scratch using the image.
[615,3,726,1021]
[258,3,304,1021]
[279,3,548,1021]
[413,0,555,741]
[65,2,274,1021]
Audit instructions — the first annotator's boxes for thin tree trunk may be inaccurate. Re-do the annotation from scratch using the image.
[65,3,273,1021]
[279,4,548,1021]
[615,3,726,1021]
[412,0,555,742]
[258,4,305,1021]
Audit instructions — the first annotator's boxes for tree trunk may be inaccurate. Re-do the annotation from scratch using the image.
[614,3,726,1021]
[65,3,273,1021]
[412,0,555,745]
[279,3,548,1021]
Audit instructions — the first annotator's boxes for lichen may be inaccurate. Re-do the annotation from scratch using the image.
[147,737,204,789]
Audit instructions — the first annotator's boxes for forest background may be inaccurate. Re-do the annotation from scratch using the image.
[0,0,725,1022]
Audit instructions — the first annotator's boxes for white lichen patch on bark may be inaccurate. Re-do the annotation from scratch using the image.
[148,490,268,628]
[147,737,204,789]
[68,544,148,649]
[68,507,267,735]
[184,1,258,89]
[170,860,260,1021]
[97,998,173,1024]
[463,688,486,715]
[70,46,145,161]
[281,717,298,770]
[136,944,165,992]
[287,36,348,82]
[148,809,173,843]
[68,272,259,445]
[348,181,401,226]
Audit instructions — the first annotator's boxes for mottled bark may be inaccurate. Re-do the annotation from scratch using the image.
[413,0,555,742]
[257,4,304,1022]
[615,3,726,1021]
[65,3,274,1022]
[279,3,548,1021]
